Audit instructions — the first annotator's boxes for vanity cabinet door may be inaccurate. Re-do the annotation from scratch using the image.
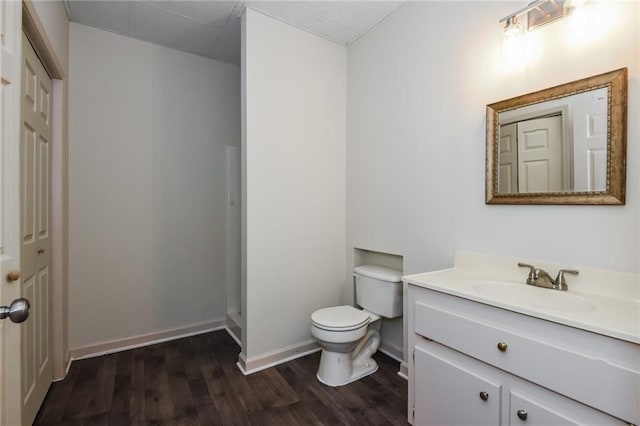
[509,391,579,426]
[414,345,501,426]
[507,388,627,426]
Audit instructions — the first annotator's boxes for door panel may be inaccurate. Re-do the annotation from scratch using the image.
[39,137,49,238]
[1,2,24,424]
[20,32,52,426]
[517,116,563,192]
[22,123,36,246]
[572,89,607,191]
[498,123,517,193]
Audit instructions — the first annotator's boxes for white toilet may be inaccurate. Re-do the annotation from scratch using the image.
[310,265,403,386]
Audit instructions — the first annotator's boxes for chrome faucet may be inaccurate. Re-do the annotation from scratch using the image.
[517,263,579,291]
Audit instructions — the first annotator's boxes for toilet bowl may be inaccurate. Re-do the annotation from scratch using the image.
[310,265,403,387]
[311,305,381,386]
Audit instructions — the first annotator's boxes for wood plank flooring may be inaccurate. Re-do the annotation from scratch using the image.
[34,330,408,425]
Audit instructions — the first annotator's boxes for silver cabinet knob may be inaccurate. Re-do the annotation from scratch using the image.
[517,409,528,421]
[0,298,30,323]
[479,391,489,401]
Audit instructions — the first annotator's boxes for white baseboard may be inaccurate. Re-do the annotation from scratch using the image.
[69,318,227,361]
[379,341,404,363]
[398,361,408,380]
[53,357,73,382]
[225,313,242,346]
[236,340,321,375]
[225,326,242,346]
[236,339,403,377]
[66,321,400,383]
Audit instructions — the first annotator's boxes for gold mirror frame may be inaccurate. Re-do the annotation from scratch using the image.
[486,68,627,205]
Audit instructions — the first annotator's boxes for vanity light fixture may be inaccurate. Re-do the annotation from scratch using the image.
[503,16,524,38]
[499,0,584,33]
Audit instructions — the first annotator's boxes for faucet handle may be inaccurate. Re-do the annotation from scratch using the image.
[555,269,579,289]
[517,263,536,284]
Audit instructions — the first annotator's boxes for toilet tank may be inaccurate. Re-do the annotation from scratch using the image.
[354,265,403,318]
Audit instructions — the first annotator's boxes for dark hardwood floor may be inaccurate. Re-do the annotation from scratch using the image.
[34,330,408,425]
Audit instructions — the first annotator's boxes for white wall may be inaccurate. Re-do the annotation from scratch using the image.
[242,9,346,360]
[68,23,240,349]
[347,1,639,281]
[32,0,69,74]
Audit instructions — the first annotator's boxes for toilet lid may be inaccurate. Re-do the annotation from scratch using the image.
[311,305,370,331]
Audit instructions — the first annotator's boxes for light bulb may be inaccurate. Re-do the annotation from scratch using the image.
[503,16,524,38]
[501,16,525,72]
[564,0,587,15]
[566,2,590,45]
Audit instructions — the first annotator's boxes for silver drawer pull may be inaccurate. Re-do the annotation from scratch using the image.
[517,409,528,420]
[479,391,489,401]
[497,342,508,352]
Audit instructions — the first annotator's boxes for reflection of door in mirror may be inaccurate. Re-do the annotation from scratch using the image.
[572,89,607,191]
[499,116,563,193]
[498,123,517,193]
[496,87,609,195]
[518,116,563,192]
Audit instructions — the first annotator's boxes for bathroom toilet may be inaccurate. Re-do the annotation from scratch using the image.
[310,265,403,386]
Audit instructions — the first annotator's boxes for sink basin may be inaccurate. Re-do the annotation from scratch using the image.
[472,281,596,313]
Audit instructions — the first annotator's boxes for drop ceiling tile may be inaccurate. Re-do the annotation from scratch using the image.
[145,1,240,28]
[246,2,322,30]
[66,1,131,35]
[213,13,241,64]
[65,0,403,63]
[303,1,402,31]
[310,15,359,45]
[131,2,222,59]
[303,2,371,28]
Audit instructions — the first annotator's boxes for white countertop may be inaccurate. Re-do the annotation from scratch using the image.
[403,252,640,345]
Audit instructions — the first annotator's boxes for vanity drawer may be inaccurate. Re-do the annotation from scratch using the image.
[413,297,640,424]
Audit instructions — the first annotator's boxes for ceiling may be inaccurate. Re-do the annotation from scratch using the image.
[64,1,404,66]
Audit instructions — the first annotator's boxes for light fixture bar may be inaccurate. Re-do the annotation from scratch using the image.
[499,0,549,23]
[500,0,572,31]
[527,0,567,31]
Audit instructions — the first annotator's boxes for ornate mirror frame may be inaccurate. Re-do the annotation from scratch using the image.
[486,68,628,205]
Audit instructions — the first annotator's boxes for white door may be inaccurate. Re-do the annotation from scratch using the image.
[572,88,607,192]
[19,32,53,425]
[2,2,27,425]
[517,116,563,193]
[498,123,518,193]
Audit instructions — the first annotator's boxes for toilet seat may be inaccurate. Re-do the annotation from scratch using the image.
[311,305,370,332]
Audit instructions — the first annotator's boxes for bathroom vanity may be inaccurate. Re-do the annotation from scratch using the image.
[404,252,639,426]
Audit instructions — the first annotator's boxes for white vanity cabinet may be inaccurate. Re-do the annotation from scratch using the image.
[407,285,639,426]
[414,344,501,425]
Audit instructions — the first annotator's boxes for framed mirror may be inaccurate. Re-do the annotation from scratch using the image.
[486,68,627,205]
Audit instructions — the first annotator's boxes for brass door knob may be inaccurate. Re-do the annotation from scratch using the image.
[37,248,45,255]
[497,342,508,352]
[6,271,20,282]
